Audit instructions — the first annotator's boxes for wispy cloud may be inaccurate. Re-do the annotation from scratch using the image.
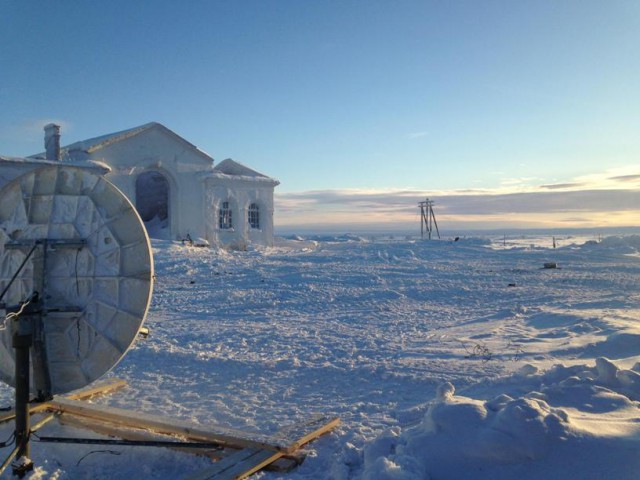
[573,165,640,189]
[499,177,539,188]
[275,167,640,230]
[278,188,638,214]
[539,182,586,190]
[609,174,640,183]
[407,131,428,139]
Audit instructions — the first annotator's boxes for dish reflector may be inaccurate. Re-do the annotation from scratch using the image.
[0,166,153,394]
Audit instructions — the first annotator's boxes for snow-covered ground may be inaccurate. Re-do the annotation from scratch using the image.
[1,234,640,479]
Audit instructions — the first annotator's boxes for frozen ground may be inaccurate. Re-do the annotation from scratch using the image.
[1,234,640,479]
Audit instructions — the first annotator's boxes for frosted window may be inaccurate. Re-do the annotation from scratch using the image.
[248,203,260,229]
[219,201,232,229]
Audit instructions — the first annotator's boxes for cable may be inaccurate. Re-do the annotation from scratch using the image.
[0,243,39,305]
[76,450,121,466]
[0,293,36,331]
[0,432,15,449]
[4,296,33,321]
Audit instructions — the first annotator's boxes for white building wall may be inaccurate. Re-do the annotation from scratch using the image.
[82,129,212,241]
[205,177,276,248]
[22,123,279,248]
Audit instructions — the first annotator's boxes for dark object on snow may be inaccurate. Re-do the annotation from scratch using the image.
[543,262,558,269]
[181,233,209,247]
[454,237,460,242]
[182,233,194,246]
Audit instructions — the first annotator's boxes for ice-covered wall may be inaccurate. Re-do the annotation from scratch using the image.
[205,174,277,249]
[80,127,212,242]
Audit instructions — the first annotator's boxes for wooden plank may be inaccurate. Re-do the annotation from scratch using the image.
[59,414,302,471]
[31,413,56,432]
[186,448,281,480]
[47,398,291,452]
[275,415,341,452]
[184,415,340,480]
[0,378,127,424]
[191,448,303,479]
[58,414,225,459]
[0,403,49,424]
[66,378,128,401]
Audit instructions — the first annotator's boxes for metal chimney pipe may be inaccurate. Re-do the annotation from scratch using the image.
[44,123,61,161]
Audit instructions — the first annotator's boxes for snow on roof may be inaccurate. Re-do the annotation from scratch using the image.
[65,122,160,153]
[25,123,278,185]
[208,158,280,185]
[29,122,214,163]
[213,158,267,177]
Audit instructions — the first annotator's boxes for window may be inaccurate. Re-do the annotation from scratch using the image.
[248,203,260,229]
[219,201,232,229]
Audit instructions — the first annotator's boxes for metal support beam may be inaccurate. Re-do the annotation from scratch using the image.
[12,330,34,476]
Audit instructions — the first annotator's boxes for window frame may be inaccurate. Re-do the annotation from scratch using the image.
[248,203,260,230]
[219,201,233,230]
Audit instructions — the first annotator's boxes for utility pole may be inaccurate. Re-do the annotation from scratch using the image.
[418,198,440,240]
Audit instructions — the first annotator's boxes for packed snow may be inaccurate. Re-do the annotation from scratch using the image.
[1,233,640,479]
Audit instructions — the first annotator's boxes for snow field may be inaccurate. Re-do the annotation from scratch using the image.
[0,235,639,478]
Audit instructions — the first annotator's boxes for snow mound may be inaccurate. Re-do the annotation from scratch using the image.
[144,214,170,239]
[305,233,371,243]
[582,235,640,254]
[361,357,640,480]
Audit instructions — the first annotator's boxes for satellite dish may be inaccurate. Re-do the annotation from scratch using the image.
[0,166,153,396]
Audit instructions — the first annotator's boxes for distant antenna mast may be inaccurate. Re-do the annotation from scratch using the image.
[418,198,440,240]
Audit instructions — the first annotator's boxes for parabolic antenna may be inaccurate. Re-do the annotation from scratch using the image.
[0,166,153,395]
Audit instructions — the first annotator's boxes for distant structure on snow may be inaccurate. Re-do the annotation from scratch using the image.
[418,198,440,240]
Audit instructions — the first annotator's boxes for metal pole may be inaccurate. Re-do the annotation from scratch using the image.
[419,201,428,240]
[430,205,441,240]
[427,200,432,240]
[12,330,34,476]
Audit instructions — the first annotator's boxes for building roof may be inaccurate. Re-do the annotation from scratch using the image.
[208,158,279,185]
[27,122,278,185]
[213,158,268,178]
[30,122,214,163]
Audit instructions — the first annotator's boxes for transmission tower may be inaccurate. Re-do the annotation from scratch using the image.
[418,198,440,240]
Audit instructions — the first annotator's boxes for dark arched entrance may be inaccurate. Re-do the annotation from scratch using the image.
[135,171,170,239]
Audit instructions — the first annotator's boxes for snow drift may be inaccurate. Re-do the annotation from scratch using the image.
[0,233,638,479]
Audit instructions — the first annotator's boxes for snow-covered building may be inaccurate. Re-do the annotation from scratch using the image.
[28,122,279,248]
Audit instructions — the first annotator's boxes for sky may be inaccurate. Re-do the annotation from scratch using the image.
[1,0,639,232]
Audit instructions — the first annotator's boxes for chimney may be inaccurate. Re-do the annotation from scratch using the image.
[44,123,61,161]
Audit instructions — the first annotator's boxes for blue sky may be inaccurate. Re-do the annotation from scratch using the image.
[1,1,638,231]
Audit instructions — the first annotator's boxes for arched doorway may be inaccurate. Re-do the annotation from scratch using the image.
[135,170,170,239]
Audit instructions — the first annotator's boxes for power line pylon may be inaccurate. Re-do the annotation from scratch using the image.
[418,198,440,240]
